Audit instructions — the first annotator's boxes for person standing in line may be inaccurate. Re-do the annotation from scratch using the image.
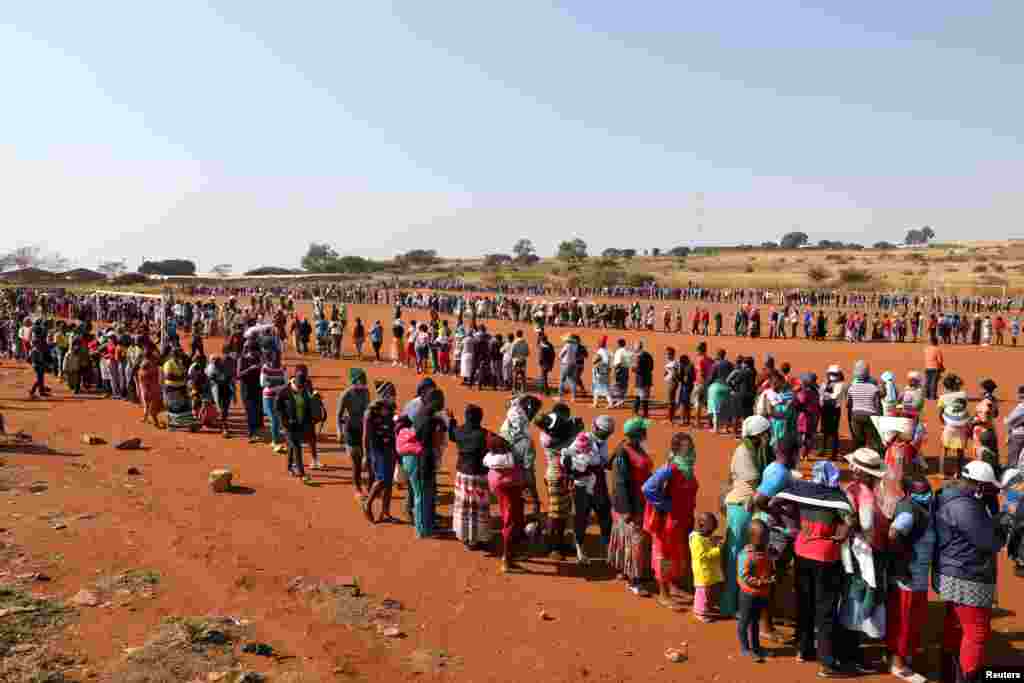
[633,341,653,418]
[611,338,633,409]
[275,367,314,479]
[924,334,944,401]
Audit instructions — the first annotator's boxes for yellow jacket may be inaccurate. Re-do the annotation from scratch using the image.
[689,531,724,587]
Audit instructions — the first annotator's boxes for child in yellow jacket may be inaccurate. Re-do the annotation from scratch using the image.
[689,512,724,622]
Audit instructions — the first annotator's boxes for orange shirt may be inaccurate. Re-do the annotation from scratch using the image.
[924,345,944,371]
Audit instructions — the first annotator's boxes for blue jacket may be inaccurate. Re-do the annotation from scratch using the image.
[933,482,1005,585]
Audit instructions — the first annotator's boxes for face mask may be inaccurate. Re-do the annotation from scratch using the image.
[910,492,932,506]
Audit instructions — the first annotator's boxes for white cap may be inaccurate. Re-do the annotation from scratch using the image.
[741,415,770,437]
[962,461,998,485]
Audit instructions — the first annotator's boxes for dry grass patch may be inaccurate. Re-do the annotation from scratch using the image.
[110,616,252,683]
[0,586,79,682]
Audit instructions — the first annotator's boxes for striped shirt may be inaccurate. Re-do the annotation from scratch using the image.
[847,380,881,415]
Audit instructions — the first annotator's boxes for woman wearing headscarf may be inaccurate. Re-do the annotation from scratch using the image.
[362,381,398,524]
[938,374,970,477]
[450,403,506,550]
[337,368,371,491]
[821,365,846,459]
[836,449,889,673]
[886,475,935,682]
[537,403,583,560]
[933,461,1008,683]
[608,417,654,596]
[642,432,699,610]
[402,389,447,538]
[773,461,852,677]
[720,415,772,617]
[163,347,198,432]
[794,372,821,461]
[493,395,543,572]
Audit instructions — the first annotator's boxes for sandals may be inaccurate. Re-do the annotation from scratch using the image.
[656,597,683,611]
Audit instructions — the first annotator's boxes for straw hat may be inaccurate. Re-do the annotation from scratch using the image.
[871,416,914,441]
[846,448,885,477]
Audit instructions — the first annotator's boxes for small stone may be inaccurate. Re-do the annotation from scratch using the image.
[208,469,233,493]
[665,649,684,663]
[81,434,104,445]
[538,610,554,621]
[377,625,403,638]
[127,467,141,476]
[76,513,96,521]
[115,438,142,450]
[52,522,67,530]
[71,589,101,607]
[28,482,48,493]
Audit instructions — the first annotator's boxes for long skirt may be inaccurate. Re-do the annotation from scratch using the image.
[545,472,572,521]
[612,367,629,400]
[607,512,652,581]
[138,372,163,414]
[651,521,692,584]
[164,385,198,431]
[720,502,753,617]
[453,472,492,544]
[461,352,474,380]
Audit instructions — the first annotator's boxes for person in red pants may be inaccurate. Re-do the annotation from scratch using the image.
[933,461,1007,682]
[886,476,935,681]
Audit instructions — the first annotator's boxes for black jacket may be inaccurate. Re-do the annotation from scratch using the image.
[933,481,1006,585]
[275,385,314,433]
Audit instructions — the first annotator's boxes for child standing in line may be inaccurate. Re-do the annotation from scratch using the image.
[736,519,774,663]
[690,512,724,623]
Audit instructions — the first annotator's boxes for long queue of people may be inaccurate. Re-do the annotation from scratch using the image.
[5,288,1024,681]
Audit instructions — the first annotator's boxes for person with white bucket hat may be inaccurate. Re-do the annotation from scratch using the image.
[932,460,1008,683]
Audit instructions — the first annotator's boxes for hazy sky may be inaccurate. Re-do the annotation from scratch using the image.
[3,2,1022,272]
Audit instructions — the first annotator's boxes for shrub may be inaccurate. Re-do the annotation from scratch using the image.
[112,273,150,285]
[807,265,830,283]
[838,268,872,285]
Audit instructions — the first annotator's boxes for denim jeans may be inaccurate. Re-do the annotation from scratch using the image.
[286,429,305,475]
[263,395,281,443]
[737,592,767,654]
[243,394,262,437]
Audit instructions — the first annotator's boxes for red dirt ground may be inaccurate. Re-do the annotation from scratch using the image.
[2,300,1022,682]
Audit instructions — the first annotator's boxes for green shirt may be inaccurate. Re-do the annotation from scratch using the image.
[294,391,306,423]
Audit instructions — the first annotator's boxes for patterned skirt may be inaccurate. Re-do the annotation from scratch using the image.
[453,472,492,544]
[607,512,652,581]
[164,385,197,430]
[545,462,572,520]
